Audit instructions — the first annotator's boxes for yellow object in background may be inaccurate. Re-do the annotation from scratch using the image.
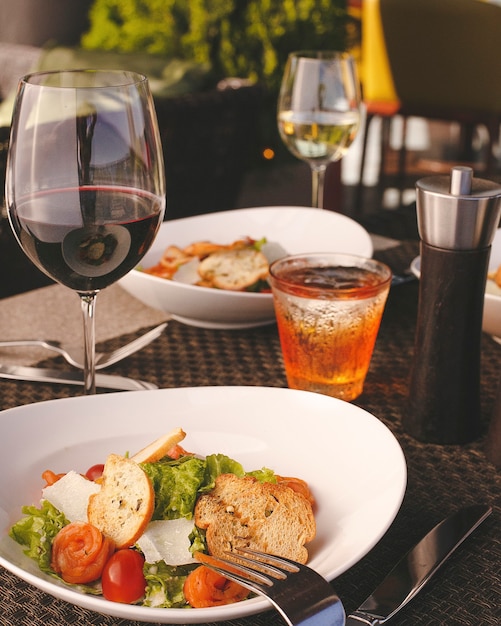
[360,0,398,103]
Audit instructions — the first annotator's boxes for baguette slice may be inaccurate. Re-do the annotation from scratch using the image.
[130,427,186,464]
[194,473,316,564]
[197,248,269,291]
[87,454,154,549]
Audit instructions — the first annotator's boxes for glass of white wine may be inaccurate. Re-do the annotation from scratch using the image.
[277,50,361,208]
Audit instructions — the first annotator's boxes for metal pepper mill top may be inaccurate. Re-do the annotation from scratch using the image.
[404,166,501,444]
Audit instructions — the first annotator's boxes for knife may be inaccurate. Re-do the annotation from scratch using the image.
[346,504,492,625]
[0,364,157,391]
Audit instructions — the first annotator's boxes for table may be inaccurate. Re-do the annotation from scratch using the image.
[0,212,499,625]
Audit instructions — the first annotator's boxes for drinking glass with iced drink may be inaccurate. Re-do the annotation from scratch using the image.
[269,253,391,401]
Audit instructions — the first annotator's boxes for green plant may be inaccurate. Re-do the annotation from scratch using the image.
[82,0,349,163]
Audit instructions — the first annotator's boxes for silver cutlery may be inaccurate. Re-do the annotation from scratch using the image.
[0,322,168,370]
[196,548,345,626]
[0,364,157,391]
[197,504,491,626]
[345,503,491,625]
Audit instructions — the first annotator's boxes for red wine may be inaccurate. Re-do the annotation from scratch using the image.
[9,186,164,292]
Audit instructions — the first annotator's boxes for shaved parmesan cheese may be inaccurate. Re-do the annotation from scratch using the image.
[136,518,196,565]
[42,470,100,522]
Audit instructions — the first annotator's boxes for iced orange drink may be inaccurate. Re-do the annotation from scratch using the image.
[269,253,391,401]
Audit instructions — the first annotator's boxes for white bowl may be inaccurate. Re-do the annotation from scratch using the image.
[0,386,406,623]
[484,228,501,339]
[410,228,501,339]
[119,206,373,329]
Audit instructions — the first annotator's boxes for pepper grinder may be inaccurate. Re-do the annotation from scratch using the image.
[405,166,501,444]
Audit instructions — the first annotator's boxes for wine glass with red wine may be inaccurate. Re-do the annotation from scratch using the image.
[5,70,166,394]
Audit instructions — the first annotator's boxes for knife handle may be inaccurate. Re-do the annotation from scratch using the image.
[345,504,492,625]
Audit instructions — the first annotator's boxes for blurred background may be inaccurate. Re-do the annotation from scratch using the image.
[1,0,501,295]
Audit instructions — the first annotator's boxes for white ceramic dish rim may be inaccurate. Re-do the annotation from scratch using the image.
[119,206,374,329]
[0,386,406,624]
[140,206,375,286]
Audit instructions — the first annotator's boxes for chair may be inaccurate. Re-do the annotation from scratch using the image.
[0,76,264,223]
[359,0,501,202]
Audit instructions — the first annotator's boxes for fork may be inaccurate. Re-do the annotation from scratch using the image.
[0,322,168,370]
[195,548,345,626]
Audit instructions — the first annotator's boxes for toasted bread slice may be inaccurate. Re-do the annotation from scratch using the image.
[183,241,229,258]
[130,427,186,464]
[197,248,269,291]
[194,474,316,564]
[87,454,154,549]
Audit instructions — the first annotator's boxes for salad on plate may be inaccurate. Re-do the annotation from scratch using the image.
[142,236,287,293]
[9,427,315,610]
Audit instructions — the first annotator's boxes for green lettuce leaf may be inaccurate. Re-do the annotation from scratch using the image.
[246,467,277,483]
[9,500,69,573]
[141,456,206,520]
[143,561,196,608]
[200,453,246,493]
[188,524,207,555]
[10,501,106,595]
[252,236,267,251]
[141,452,276,524]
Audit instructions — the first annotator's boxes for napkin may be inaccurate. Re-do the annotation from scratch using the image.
[0,284,169,366]
[370,233,401,251]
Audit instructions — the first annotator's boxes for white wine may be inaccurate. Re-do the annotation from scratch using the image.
[278,110,359,164]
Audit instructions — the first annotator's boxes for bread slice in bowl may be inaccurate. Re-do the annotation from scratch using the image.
[130,427,186,464]
[87,454,154,549]
[194,473,316,564]
[197,248,269,291]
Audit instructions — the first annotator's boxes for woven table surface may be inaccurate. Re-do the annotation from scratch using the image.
[0,237,499,626]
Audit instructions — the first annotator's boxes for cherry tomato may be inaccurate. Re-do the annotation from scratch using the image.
[101,549,146,604]
[85,464,104,481]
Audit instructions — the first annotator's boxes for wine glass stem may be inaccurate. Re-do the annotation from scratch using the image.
[79,292,97,395]
[311,165,327,209]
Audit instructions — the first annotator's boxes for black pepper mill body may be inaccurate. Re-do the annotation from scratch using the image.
[405,167,501,444]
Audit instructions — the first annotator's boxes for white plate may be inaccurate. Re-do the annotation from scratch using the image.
[410,227,501,338]
[119,206,373,329]
[0,386,406,623]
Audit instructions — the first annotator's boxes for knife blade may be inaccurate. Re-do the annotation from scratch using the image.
[346,504,492,625]
[0,364,157,391]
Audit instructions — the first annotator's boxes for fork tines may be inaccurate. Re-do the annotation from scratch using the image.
[196,548,294,587]
[195,548,345,626]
